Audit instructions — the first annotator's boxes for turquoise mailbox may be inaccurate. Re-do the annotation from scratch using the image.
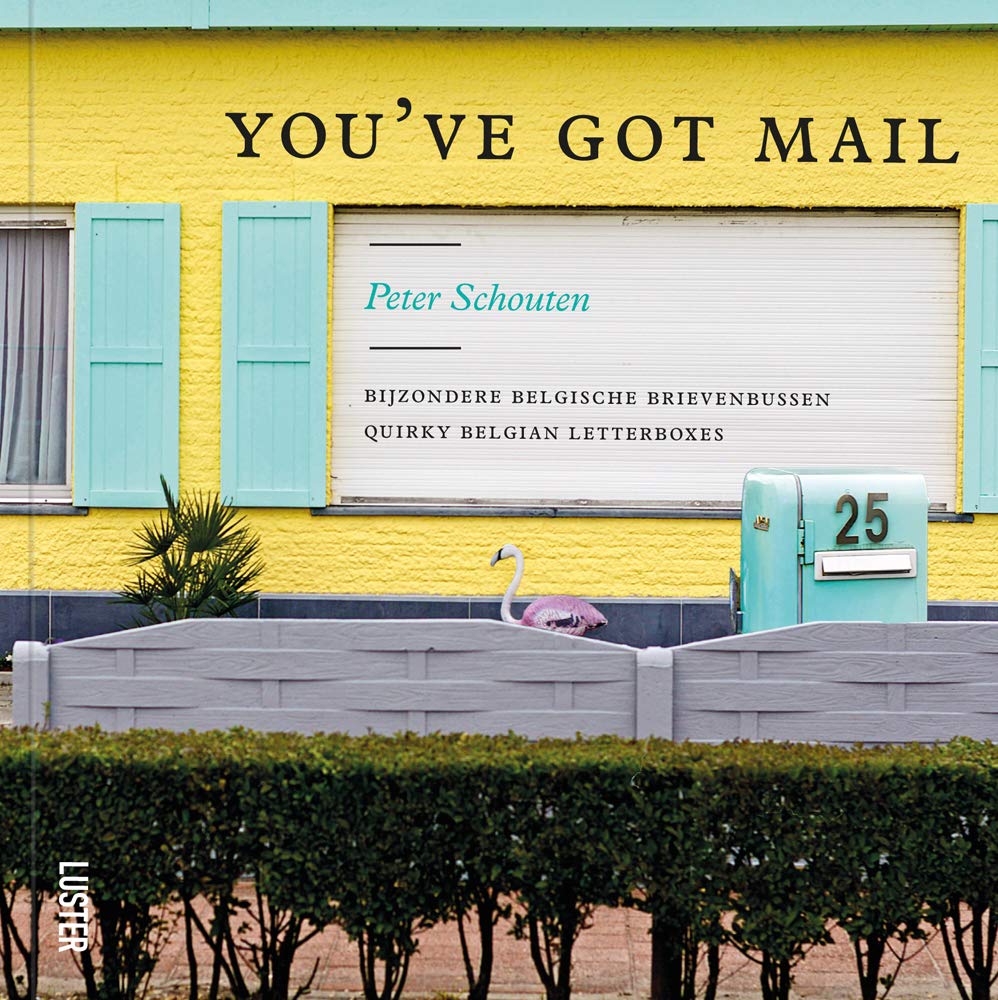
[738,467,928,633]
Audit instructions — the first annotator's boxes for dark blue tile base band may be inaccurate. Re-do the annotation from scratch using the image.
[0,593,48,649]
[2,590,997,656]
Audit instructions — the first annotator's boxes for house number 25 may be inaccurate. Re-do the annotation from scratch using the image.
[835,492,889,545]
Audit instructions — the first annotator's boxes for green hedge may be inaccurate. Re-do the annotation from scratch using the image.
[1,730,997,1000]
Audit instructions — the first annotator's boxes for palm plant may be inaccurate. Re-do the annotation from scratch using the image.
[118,475,264,624]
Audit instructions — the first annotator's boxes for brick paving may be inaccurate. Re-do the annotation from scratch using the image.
[6,896,961,999]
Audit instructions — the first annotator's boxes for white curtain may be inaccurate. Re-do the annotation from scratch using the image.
[0,229,69,485]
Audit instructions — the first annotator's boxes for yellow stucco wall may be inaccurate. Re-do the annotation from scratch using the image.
[2,29,997,599]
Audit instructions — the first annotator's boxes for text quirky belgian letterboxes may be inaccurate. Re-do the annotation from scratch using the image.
[736,467,928,633]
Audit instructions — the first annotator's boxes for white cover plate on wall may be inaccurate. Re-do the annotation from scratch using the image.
[331,210,957,508]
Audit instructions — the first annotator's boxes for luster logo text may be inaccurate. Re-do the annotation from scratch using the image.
[57,861,89,953]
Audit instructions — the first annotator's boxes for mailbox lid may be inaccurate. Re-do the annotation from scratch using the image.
[796,467,928,622]
[795,467,927,551]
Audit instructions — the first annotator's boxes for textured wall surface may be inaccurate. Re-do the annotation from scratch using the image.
[671,620,998,743]
[18,618,998,744]
[1,30,997,599]
[13,618,649,735]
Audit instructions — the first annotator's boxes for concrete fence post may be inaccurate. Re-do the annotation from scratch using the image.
[13,641,50,728]
[636,646,674,739]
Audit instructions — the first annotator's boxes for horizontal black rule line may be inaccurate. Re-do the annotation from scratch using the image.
[367,242,463,246]
[369,346,462,350]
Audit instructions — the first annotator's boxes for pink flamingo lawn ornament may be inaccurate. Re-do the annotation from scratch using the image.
[490,544,608,636]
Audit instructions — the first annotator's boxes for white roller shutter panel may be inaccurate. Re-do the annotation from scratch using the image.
[331,210,957,509]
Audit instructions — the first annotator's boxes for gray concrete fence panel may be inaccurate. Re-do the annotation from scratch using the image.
[13,619,651,737]
[13,619,998,743]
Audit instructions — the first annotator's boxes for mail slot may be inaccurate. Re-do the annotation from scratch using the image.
[735,467,928,633]
[814,548,917,580]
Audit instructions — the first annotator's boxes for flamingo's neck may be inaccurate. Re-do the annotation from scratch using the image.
[500,548,525,624]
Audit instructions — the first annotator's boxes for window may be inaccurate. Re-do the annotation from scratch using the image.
[0,209,73,501]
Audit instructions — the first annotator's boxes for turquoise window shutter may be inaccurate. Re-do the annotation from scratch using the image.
[221,202,328,507]
[964,205,998,513]
[73,203,180,507]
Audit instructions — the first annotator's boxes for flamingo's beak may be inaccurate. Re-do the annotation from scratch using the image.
[490,549,503,567]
